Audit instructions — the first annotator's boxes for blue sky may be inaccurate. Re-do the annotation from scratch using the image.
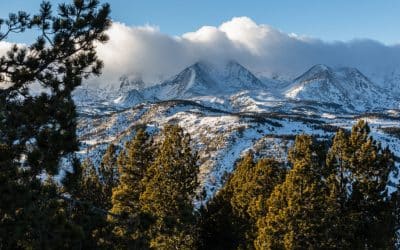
[2,0,400,85]
[0,0,400,44]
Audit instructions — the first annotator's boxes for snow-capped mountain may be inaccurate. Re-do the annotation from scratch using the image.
[382,68,400,95]
[285,64,399,111]
[72,60,400,201]
[74,60,399,113]
[118,75,146,92]
[109,61,399,112]
[135,60,267,101]
[143,62,218,99]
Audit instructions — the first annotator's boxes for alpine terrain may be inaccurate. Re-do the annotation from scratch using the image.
[73,60,400,201]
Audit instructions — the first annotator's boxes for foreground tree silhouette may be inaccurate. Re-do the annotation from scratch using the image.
[0,0,110,248]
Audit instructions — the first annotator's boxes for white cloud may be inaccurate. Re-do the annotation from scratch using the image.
[3,17,400,87]
[0,41,15,61]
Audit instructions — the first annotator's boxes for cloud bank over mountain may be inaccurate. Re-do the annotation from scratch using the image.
[2,17,400,86]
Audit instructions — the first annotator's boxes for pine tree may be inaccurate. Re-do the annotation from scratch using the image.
[227,153,258,249]
[0,1,110,248]
[109,128,154,249]
[198,153,286,250]
[223,153,287,249]
[325,120,397,248]
[140,124,199,249]
[198,187,240,250]
[348,121,395,248]
[99,143,119,209]
[391,183,400,248]
[64,158,111,249]
[255,135,329,249]
[324,128,356,248]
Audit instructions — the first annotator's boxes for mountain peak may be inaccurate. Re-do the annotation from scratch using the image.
[336,66,370,81]
[119,75,145,91]
[311,64,331,71]
[305,64,333,75]
[293,64,334,83]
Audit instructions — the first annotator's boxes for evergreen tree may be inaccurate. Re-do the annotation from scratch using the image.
[110,128,154,249]
[255,135,329,249]
[140,124,199,249]
[349,122,390,246]
[199,153,286,250]
[99,143,119,209]
[64,158,111,249]
[391,183,400,248]
[324,128,356,248]
[198,187,240,250]
[68,159,109,208]
[0,1,110,248]
[324,120,396,248]
[345,121,394,248]
[226,153,286,249]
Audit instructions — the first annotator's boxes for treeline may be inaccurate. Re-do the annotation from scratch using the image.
[63,124,199,249]
[53,120,399,249]
[202,120,399,249]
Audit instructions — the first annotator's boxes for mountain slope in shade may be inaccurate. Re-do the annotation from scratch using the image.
[114,89,143,107]
[285,64,399,111]
[382,68,400,95]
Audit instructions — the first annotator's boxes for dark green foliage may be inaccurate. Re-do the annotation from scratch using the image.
[99,143,119,209]
[230,154,287,249]
[110,128,154,249]
[254,121,397,249]
[0,0,110,248]
[74,159,107,207]
[324,129,356,248]
[199,153,286,250]
[391,184,400,248]
[63,146,119,249]
[255,135,330,249]
[140,124,199,249]
[198,188,240,250]
[326,120,396,248]
[64,158,112,249]
[0,177,84,249]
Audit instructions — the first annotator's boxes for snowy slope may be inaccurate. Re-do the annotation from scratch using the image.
[285,64,399,111]
[75,101,400,202]
[71,60,400,201]
[110,62,399,113]
[119,60,269,106]
[74,61,399,114]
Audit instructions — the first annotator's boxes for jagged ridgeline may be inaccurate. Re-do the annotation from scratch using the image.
[75,60,400,112]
